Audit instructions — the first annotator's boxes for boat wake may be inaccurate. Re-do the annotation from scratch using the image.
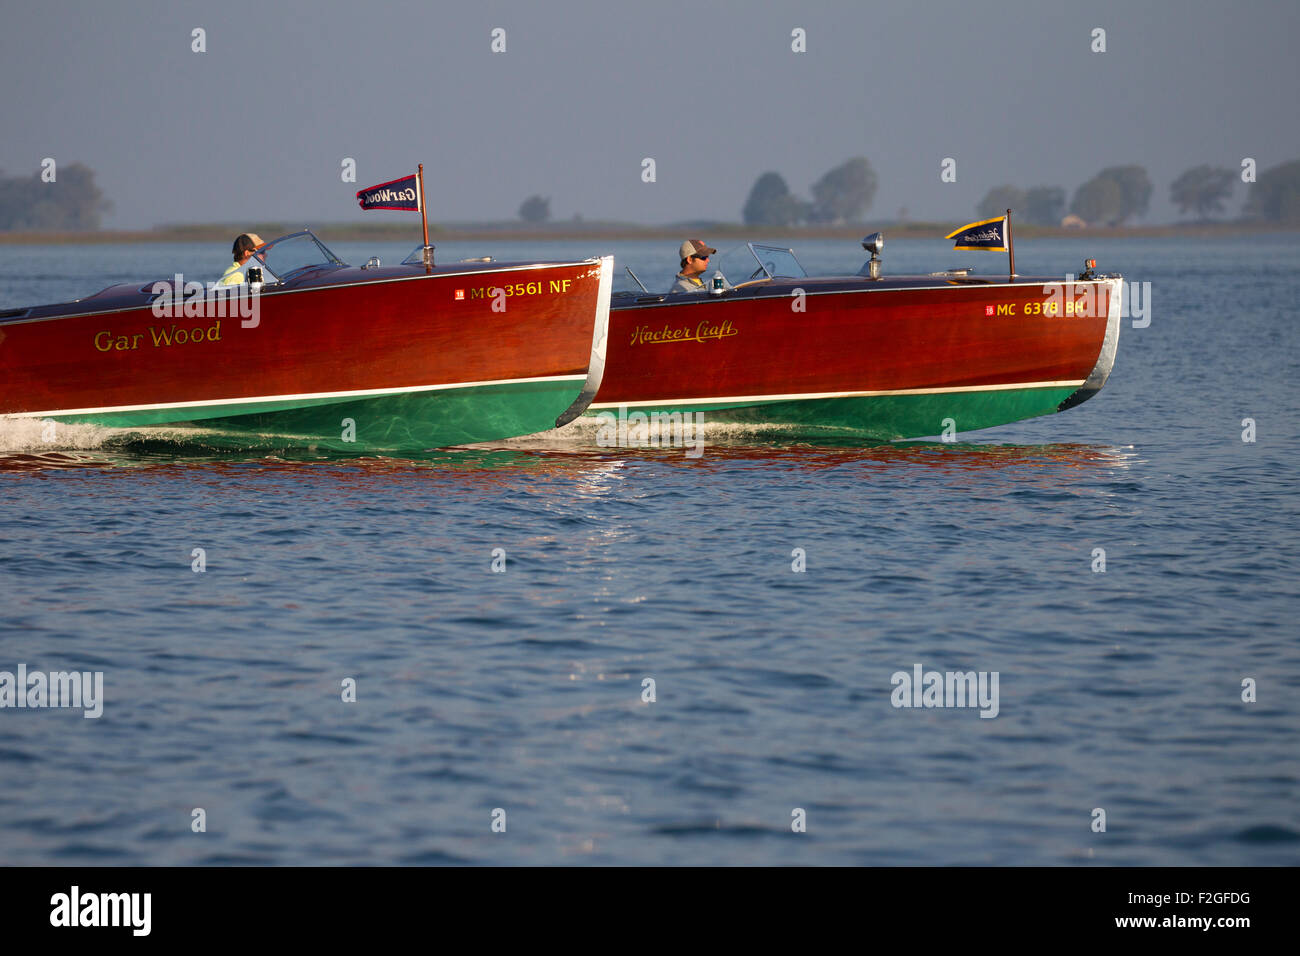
[0,416,306,457]
[477,415,820,452]
[0,415,120,453]
[0,412,1137,479]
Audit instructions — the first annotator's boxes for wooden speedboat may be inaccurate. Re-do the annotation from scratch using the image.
[593,237,1121,439]
[0,231,612,451]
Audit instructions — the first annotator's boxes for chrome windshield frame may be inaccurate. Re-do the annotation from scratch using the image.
[747,243,807,280]
[253,230,347,283]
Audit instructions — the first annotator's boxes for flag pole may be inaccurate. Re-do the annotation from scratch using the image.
[1006,207,1015,280]
[418,163,430,274]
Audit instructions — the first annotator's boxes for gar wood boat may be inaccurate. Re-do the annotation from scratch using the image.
[593,236,1121,440]
[0,230,612,452]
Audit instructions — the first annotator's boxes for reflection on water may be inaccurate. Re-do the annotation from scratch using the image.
[0,450,111,472]
[1,413,1136,481]
[1,237,1294,867]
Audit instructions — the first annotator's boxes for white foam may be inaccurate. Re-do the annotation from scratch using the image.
[0,415,120,452]
[0,416,246,453]
[0,412,815,456]
[471,414,811,450]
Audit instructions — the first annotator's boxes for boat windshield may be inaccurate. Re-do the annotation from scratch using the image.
[400,245,437,267]
[254,231,345,281]
[748,243,807,279]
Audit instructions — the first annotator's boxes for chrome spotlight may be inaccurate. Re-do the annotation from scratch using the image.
[860,232,884,278]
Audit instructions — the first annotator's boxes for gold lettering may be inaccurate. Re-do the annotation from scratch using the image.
[629,319,741,346]
[206,321,221,342]
[94,331,112,351]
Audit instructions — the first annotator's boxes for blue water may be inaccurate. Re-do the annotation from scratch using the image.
[1,235,1297,865]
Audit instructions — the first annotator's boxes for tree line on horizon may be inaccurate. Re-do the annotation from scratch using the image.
[739,157,1300,228]
[1,158,1297,232]
[742,158,878,227]
[0,164,111,231]
[977,163,1244,227]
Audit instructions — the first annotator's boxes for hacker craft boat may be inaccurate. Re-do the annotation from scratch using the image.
[595,235,1121,440]
[0,230,612,452]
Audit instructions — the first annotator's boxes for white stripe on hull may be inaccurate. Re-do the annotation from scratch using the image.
[9,373,587,419]
[589,380,1086,409]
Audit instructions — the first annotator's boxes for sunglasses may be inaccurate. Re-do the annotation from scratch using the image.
[692,253,710,261]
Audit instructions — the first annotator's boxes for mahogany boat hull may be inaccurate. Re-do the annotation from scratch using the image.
[1,254,613,452]
[591,275,1121,440]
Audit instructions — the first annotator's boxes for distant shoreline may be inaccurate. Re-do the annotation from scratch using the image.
[0,221,1294,245]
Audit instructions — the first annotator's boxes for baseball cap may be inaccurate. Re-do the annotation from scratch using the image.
[678,239,717,259]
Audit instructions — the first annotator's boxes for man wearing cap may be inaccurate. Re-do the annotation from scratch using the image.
[219,233,266,285]
[671,239,729,294]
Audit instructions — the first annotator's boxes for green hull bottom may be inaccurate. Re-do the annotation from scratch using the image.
[591,386,1081,441]
[47,379,585,452]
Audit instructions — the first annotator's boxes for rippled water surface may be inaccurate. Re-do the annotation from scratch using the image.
[1,236,1297,865]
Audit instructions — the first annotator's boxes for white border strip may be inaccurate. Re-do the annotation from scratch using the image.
[589,380,1086,409]
[11,374,586,419]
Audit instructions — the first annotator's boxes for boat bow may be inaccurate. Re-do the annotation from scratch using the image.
[555,255,612,428]
[1058,275,1123,412]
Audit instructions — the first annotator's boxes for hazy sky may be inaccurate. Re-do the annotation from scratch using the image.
[2,0,1297,228]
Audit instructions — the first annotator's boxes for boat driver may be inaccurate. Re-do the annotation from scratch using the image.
[671,239,730,294]
[219,233,266,285]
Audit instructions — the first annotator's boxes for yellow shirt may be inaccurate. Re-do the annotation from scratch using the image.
[220,260,245,285]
